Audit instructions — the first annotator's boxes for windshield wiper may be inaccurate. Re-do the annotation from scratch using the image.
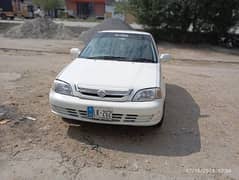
[87,56,127,61]
[129,58,154,63]
[85,56,154,63]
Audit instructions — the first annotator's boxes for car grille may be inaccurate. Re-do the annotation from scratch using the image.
[52,105,153,123]
[52,105,78,117]
[75,86,133,102]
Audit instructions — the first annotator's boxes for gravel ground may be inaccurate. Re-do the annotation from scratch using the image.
[3,18,133,42]
[5,18,78,40]
[0,38,239,180]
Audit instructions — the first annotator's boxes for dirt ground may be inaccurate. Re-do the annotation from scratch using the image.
[0,37,239,180]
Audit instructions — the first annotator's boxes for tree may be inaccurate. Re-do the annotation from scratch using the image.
[198,0,239,34]
[165,0,196,32]
[129,0,169,27]
[129,0,239,35]
[115,1,131,15]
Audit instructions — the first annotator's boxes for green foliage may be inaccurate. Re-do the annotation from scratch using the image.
[33,0,64,11]
[115,1,131,14]
[129,0,169,27]
[198,0,239,34]
[129,0,239,35]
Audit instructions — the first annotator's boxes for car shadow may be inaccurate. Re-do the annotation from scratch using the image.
[67,84,201,156]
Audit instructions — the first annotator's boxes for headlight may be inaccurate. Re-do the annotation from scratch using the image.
[132,88,162,102]
[53,80,73,96]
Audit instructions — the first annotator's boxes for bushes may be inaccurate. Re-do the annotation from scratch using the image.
[129,0,239,43]
[147,28,218,44]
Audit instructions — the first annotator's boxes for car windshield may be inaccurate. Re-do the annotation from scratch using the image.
[79,32,157,63]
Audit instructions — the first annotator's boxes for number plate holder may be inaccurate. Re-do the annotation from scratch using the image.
[87,106,112,121]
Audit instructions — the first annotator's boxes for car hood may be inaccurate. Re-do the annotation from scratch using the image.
[57,58,159,90]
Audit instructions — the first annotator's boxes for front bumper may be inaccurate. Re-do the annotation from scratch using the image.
[49,90,164,126]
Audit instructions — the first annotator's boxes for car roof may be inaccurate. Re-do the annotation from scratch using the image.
[99,30,151,36]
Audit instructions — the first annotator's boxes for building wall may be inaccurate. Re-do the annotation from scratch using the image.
[94,3,105,16]
[65,0,77,16]
[65,0,105,17]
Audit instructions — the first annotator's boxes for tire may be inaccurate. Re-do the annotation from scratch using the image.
[10,16,14,20]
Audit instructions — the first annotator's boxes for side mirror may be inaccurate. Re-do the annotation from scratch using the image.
[160,53,172,61]
[70,48,81,60]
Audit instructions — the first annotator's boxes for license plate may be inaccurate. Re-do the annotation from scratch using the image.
[87,106,112,120]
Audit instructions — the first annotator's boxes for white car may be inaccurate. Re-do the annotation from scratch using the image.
[49,30,171,126]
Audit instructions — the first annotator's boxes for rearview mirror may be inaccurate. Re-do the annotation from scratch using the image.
[160,54,172,61]
[70,48,81,60]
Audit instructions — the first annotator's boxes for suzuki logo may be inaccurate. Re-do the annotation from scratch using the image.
[97,90,106,98]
